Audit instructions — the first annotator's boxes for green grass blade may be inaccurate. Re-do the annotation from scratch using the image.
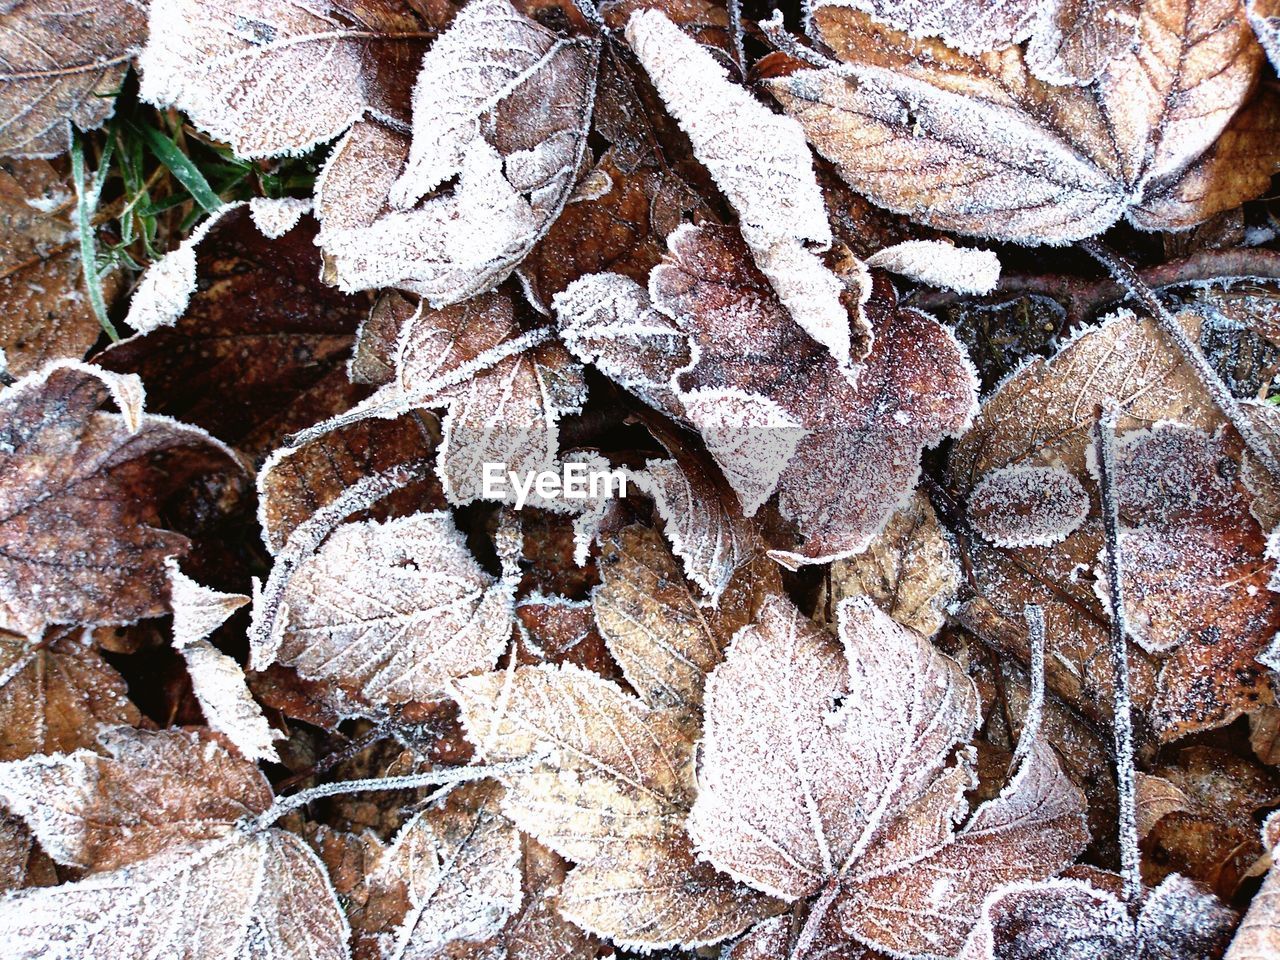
[70,136,120,343]
[134,122,223,214]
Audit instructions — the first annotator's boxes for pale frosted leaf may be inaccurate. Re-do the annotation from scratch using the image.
[0,727,271,872]
[123,204,238,334]
[179,641,281,763]
[594,525,727,710]
[0,0,145,158]
[369,781,522,957]
[318,0,598,305]
[552,271,689,417]
[828,490,959,638]
[629,453,755,603]
[167,558,249,649]
[624,10,859,372]
[1250,0,1280,70]
[968,465,1089,548]
[867,240,1001,294]
[1026,0,1141,85]
[0,828,349,960]
[0,627,139,761]
[811,0,1042,54]
[0,361,243,635]
[138,0,428,158]
[275,511,515,706]
[249,196,312,239]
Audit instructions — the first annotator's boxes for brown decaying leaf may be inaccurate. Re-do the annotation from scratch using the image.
[826,490,959,638]
[139,0,433,158]
[1225,811,1280,960]
[0,159,115,376]
[770,0,1272,245]
[98,208,369,458]
[690,594,1087,957]
[0,361,244,637]
[1250,0,1280,67]
[0,0,146,158]
[0,627,139,762]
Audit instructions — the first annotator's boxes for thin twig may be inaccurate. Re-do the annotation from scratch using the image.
[1093,403,1141,906]
[1012,605,1046,767]
[1079,238,1280,485]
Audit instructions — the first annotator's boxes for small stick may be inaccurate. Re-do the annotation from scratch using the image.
[1079,238,1280,485]
[1093,403,1141,906]
[1012,605,1046,766]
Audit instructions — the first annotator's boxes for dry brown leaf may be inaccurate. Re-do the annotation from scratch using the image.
[827,490,959,638]
[1225,811,1280,959]
[770,0,1271,244]
[0,0,145,158]
[0,361,244,636]
[1135,774,1192,839]
[690,594,1087,957]
[0,627,139,762]
[1250,0,1280,68]
[0,159,114,377]
[139,0,431,158]
[453,662,776,950]
[269,511,515,708]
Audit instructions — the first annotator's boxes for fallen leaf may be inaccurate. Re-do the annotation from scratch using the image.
[968,465,1090,549]
[1225,811,1280,959]
[0,0,146,158]
[1250,0,1280,68]
[866,239,1001,294]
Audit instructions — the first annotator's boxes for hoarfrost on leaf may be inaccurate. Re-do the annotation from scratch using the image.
[867,240,1002,295]
[968,464,1090,548]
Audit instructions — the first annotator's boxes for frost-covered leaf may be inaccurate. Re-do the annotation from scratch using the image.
[452,662,776,949]
[0,361,244,636]
[0,727,272,872]
[0,627,139,762]
[1026,0,1142,85]
[968,465,1089,548]
[167,562,279,763]
[0,159,114,376]
[0,0,145,158]
[1250,0,1280,69]
[958,874,1235,960]
[866,240,1001,294]
[138,0,431,158]
[770,0,1269,244]
[553,271,690,417]
[248,196,312,239]
[100,206,369,457]
[123,205,238,335]
[811,0,1043,56]
[648,224,976,565]
[362,781,523,957]
[690,594,1087,956]
[827,490,959,638]
[0,823,349,960]
[317,0,599,306]
[625,9,864,374]
[1225,812,1280,960]
[268,511,515,707]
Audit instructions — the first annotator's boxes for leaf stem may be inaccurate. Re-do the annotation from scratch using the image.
[70,135,119,342]
[1078,238,1280,485]
[1093,403,1141,906]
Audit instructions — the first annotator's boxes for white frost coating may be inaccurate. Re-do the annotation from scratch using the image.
[138,0,369,159]
[180,641,282,763]
[124,204,237,334]
[968,464,1089,548]
[680,388,807,518]
[12,359,147,433]
[167,558,249,649]
[1250,0,1280,73]
[867,240,1001,295]
[624,11,856,375]
[553,272,689,416]
[275,511,515,705]
[248,197,311,239]
[0,829,350,960]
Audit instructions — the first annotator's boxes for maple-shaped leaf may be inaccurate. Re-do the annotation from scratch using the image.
[0,627,139,762]
[138,0,432,158]
[689,594,1088,957]
[357,780,523,957]
[652,223,976,565]
[958,874,1234,959]
[263,511,514,708]
[950,309,1278,739]
[452,662,777,950]
[626,9,863,374]
[317,0,599,306]
[0,729,348,960]
[100,206,370,457]
[0,0,145,158]
[827,489,959,638]
[769,0,1274,244]
[0,361,244,636]
[168,561,279,763]
[1224,812,1280,959]
[0,158,118,376]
